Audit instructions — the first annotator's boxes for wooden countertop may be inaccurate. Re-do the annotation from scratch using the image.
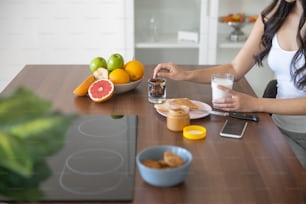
[2,64,306,204]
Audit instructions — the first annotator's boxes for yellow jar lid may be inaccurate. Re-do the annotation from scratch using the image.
[183,125,206,140]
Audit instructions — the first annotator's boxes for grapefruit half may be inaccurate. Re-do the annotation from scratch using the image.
[88,79,115,102]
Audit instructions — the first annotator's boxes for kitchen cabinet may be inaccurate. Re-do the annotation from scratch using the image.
[134,0,275,96]
[134,0,270,65]
[212,0,271,64]
[134,0,205,64]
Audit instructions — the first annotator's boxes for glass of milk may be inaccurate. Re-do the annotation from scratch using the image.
[211,73,234,100]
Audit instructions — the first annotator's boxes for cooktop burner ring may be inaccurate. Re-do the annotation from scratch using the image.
[58,148,125,195]
[64,148,124,175]
[78,117,128,138]
[59,169,124,196]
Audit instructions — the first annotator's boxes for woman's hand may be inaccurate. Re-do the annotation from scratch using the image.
[212,85,259,112]
[153,63,187,80]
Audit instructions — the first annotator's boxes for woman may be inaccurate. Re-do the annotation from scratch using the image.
[153,0,306,169]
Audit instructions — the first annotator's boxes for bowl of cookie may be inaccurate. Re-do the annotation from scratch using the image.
[136,145,192,187]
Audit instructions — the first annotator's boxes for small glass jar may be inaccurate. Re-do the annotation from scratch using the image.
[167,105,190,132]
[148,78,166,104]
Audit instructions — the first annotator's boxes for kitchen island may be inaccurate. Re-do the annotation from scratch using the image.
[1,64,305,204]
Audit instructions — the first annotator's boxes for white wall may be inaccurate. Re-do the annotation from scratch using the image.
[0,0,133,92]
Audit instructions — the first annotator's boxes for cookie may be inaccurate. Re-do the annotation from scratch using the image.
[158,159,170,168]
[142,159,162,169]
[163,151,185,167]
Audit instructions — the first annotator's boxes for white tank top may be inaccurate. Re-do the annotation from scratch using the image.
[267,35,306,133]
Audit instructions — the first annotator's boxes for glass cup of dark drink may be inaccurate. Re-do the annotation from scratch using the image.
[148,78,166,103]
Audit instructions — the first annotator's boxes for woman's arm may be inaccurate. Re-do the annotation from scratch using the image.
[213,86,306,115]
[256,97,306,115]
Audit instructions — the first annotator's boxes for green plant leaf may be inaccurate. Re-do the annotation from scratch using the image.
[0,87,51,125]
[0,159,51,201]
[0,132,33,177]
[0,86,78,201]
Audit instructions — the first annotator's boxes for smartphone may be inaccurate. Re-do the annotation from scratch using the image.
[220,119,248,139]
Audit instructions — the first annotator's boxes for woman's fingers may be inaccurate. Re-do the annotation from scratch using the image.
[153,63,172,78]
[153,63,184,80]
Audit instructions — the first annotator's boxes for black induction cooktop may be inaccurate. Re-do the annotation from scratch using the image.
[0,115,138,202]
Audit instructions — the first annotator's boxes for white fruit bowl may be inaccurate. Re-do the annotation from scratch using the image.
[114,78,143,94]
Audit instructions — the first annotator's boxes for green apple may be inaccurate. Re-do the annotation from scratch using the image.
[107,53,124,72]
[89,57,107,73]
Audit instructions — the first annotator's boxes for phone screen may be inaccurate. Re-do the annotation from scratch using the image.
[220,119,248,138]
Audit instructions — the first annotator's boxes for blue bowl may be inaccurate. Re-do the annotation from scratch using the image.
[136,145,192,187]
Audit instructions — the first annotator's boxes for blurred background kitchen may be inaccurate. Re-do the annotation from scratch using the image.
[0,0,274,96]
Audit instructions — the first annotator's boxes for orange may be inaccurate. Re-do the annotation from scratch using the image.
[124,60,144,81]
[88,79,114,102]
[73,75,95,96]
[108,69,130,84]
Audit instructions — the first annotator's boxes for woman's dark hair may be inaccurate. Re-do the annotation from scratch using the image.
[255,0,306,90]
